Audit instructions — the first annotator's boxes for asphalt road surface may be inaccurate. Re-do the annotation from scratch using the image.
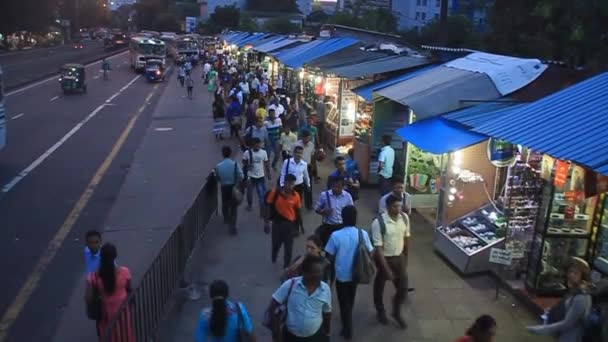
[0,40,126,90]
[0,52,169,341]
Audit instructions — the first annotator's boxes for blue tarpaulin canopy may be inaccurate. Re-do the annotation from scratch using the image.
[273,38,359,69]
[396,117,488,154]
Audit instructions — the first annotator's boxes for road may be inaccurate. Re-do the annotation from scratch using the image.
[0,51,169,342]
[0,40,126,90]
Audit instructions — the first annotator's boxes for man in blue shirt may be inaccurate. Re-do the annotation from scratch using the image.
[270,255,332,341]
[315,177,354,247]
[84,230,102,275]
[327,156,360,201]
[325,205,374,340]
[215,146,244,234]
[226,95,242,138]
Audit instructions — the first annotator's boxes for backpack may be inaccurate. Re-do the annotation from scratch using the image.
[377,212,409,237]
[352,228,376,284]
[264,188,281,221]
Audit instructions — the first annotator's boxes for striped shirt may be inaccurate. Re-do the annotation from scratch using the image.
[265,118,282,143]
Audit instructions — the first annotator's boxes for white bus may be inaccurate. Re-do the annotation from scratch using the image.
[159,34,177,59]
[175,36,200,65]
[0,65,6,152]
[129,37,166,72]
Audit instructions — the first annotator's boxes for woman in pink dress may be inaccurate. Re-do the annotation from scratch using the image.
[86,243,134,342]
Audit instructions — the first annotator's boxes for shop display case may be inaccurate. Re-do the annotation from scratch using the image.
[434,203,507,274]
[526,181,594,295]
[592,195,608,275]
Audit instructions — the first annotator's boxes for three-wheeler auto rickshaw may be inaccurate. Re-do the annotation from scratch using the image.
[59,63,87,94]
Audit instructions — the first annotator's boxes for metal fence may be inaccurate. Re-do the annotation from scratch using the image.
[102,179,217,342]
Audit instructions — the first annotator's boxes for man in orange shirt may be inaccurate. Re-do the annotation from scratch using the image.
[265,174,303,268]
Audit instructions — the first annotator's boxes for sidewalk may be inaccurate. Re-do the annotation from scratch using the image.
[51,70,221,342]
[159,160,551,342]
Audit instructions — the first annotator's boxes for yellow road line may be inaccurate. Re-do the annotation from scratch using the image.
[0,84,159,341]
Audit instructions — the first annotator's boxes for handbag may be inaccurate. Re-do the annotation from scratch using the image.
[262,279,295,331]
[235,302,253,342]
[352,228,376,284]
[86,273,103,321]
[232,162,244,205]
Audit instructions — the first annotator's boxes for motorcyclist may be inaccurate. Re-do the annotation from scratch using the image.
[101,58,111,80]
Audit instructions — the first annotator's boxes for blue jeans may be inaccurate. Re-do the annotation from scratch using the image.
[247,176,267,210]
[268,141,280,169]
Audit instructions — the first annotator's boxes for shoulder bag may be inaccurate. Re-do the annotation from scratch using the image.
[236,302,254,342]
[262,279,295,331]
[86,273,103,321]
[232,162,244,205]
[352,228,376,285]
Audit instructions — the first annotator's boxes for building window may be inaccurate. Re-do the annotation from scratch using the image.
[415,12,420,20]
[421,12,427,21]
[436,0,440,7]
[435,13,439,20]
[423,0,428,6]
[416,0,421,5]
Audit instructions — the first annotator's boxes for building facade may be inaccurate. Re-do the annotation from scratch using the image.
[393,0,491,31]
[108,0,137,11]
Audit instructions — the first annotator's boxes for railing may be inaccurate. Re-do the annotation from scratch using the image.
[102,179,217,342]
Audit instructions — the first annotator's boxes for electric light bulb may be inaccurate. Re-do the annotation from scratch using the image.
[449,187,457,194]
[448,194,456,201]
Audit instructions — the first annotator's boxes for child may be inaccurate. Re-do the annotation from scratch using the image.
[212,94,226,140]
[84,230,102,275]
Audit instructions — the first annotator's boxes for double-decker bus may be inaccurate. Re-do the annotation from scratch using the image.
[0,65,6,152]
[129,37,166,72]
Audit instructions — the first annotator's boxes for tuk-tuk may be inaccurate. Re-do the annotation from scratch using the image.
[59,63,87,94]
[145,59,165,82]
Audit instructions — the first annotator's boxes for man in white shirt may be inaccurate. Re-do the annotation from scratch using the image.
[276,74,284,94]
[294,131,315,209]
[371,194,410,329]
[258,78,269,97]
[279,145,311,209]
[268,100,285,117]
[315,177,354,246]
[378,134,396,195]
[239,78,250,106]
[378,178,411,215]
[279,125,297,161]
[325,205,374,340]
[243,137,271,215]
[203,62,211,83]
[250,76,260,97]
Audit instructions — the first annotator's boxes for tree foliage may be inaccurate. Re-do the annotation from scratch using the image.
[487,0,608,69]
[327,8,399,34]
[0,0,59,34]
[247,0,300,13]
[200,4,241,34]
[402,15,481,48]
[263,18,299,34]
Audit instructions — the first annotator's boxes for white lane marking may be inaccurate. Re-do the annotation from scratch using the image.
[11,113,25,120]
[50,96,60,102]
[105,75,140,103]
[6,50,128,97]
[154,127,173,132]
[93,75,100,79]
[1,74,140,194]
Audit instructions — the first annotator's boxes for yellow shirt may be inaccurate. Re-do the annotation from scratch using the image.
[371,213,410,256]
[255,108,268,121]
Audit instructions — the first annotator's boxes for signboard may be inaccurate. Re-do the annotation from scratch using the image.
[489,248,512,265]
[554,160,570,188]
[487,138,516,167]
[185,17,198,33]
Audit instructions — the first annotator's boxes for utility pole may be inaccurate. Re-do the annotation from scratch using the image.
[74,0,80,38]
[438,0,448,45]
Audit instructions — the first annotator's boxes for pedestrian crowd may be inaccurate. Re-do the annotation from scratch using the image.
[81,51,608,342]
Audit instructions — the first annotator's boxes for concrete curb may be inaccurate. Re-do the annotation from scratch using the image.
[5,48,128,92]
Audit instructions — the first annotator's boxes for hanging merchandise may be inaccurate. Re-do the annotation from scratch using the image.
[554,160,570,188]
[540,155,554,181]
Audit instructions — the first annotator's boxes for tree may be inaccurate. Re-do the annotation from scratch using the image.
[200,4,241,34]
[405,15,481,48]
[487,0,608,69]
[239,13,260,32]
[247,0,300,13]
[263,18,299,34]
[0,0,59,36]
[327,8,399,34]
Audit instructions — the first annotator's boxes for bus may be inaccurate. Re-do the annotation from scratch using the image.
[129,37,166,72]
[159,34,177,58]
[175,36,200,65]
[0,65,6,152]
